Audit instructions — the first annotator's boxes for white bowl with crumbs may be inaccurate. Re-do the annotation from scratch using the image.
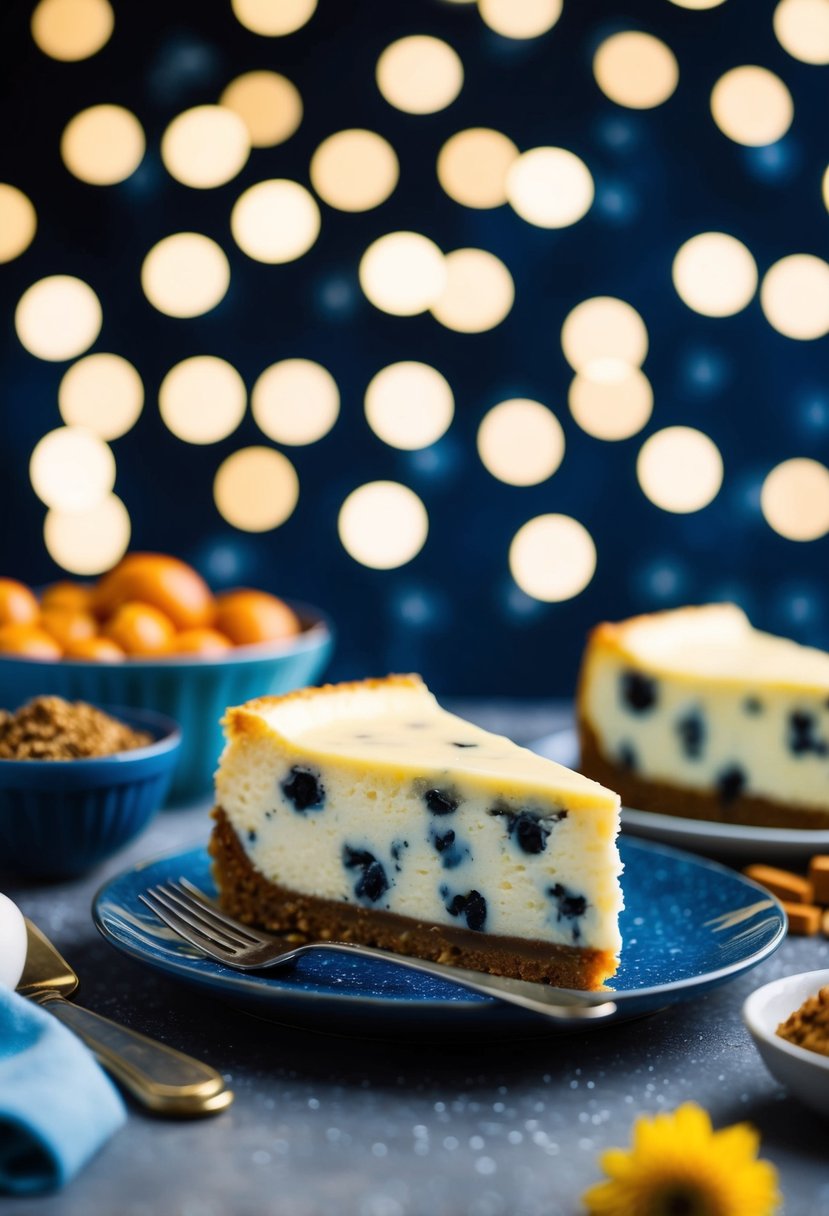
[743,969,829,1117]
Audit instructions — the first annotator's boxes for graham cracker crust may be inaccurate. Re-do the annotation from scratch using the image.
[208,807,617,990]
[578,719,829,830]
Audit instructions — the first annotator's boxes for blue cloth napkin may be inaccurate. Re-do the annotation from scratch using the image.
[0,987,126,1195]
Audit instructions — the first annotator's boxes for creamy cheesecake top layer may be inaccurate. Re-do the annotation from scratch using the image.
[224,675,617,810]
[591,604,829,692]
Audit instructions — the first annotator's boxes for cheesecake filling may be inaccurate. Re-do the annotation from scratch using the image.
[582,649,829,815]
[216,724,623,956]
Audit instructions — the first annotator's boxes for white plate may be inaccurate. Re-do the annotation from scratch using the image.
[530,727,829,861]
[743,969,829,1117]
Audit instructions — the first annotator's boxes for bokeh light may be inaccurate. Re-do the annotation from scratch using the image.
[141,233,230,317]
[0,185,36,263]
[593,32,679,109]
[161,105,250,189]
[338,482,428,569]
[376,36,463,115]
[159,357,247,444]
[231,0,316,36]
[59,354,144,440]
[61,105,145,186]
[15,275,102,361]
[761,457,829,540]
[310,129,399,212]
[668,0,726,6]
[231,179,320,263]
[364,362,454,450]
[760,254,829,339]
[774,0,829,64]
[506,147,594,228]
[30,426,115,511]
[478,0,562,39]
[672,232,758,317]
[568,365,653,441]
[430,248,514,333]
[44,494,130,575]
[561,296,648,373]
[220,71,302,147]
[637,426,723,513]
[823,165,829,211]
[711,66,794,146]
[359,232,446,316]
[477,399,565,485]
[214,447,299,532]
[509,514,596,602]
[437,128,519,209]
[252,359,340,445]
[31,0,113,61]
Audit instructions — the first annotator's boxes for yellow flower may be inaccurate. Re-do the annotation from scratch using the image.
[583,1103,780,1216]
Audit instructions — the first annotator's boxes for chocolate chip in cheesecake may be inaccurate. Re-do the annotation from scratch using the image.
[390,839,409,872]
[423,787,460,816]
[488,804,566,855]
[432,828,455,853]
[451,741,478,748]
[620,671,658,713]
[430,826,469,870]
[444,888,487,932]
[788,711,829,757]
[548,883,588,943]
[343,846,389,903]
[618,742,637,772]
[743,696,764,715]
[281,766,325,813]
[717,765,746,804]
[676,709,706,760]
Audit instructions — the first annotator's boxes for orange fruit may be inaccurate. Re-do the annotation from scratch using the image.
[40,608,98,650]
[166,628,233,656]
[64,636,126,662]
[0,579,39,628]
[93,553,214,630]
[0,623,62,659]
[40,581,94,613]
[103,601,176,656]
[214,590,300,646]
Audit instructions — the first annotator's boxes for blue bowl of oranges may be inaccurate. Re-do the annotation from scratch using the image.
[0,555,333,803]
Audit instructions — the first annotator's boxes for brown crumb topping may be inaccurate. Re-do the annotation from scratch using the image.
[776,985,829,1057]
[0,696,152,760]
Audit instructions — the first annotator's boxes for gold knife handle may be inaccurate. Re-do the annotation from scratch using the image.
[35,992,233,1117]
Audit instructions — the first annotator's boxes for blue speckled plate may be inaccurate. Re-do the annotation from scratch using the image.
[93,837,785,1037]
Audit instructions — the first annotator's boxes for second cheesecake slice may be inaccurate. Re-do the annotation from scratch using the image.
[210,676,623,990]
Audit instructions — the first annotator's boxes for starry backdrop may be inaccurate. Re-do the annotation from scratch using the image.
[1,0,828,696]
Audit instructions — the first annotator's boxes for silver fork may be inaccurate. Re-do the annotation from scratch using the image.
[138,879,617,1024]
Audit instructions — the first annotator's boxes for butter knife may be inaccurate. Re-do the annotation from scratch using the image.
[18,920,233,1117]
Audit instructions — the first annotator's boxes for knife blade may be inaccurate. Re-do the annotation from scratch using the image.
[19,920,233,1117]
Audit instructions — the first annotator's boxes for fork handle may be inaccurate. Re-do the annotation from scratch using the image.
[34,992,233,1117]
[299,943,618,1022]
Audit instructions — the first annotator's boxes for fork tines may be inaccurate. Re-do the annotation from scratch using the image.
[138,880,270,961]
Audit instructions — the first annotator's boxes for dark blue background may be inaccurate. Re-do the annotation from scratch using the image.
[1,0,827,696]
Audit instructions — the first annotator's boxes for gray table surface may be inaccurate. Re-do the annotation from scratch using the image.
[4,701,829,1216]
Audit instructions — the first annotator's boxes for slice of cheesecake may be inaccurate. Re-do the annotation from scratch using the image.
[210,676,623,990]
[578,603,829,830]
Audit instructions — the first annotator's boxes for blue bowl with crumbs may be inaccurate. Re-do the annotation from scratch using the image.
[0,706,181,878]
